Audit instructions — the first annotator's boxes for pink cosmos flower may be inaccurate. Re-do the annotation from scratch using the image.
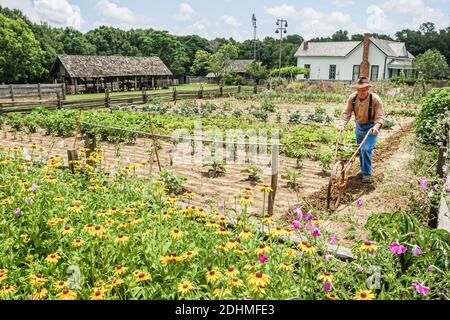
[389,242,407,255]
[312,227,321,238]
[356,198,363,208]
[328,237,340,245]
[258,254,268,264]
[411,245,422,257]
[294,208,303,220]
[13,208,21,216]
[412,280,429,296]
[420,177,427,190]
[292,220,301,229]
[305,212,314,221]
[31,183,37,191]
[323,282,332,292]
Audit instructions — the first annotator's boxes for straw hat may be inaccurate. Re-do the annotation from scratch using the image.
[351,76,373,89]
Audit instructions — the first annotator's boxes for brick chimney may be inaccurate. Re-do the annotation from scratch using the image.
[360,33,371,78]
[303,41,309,50]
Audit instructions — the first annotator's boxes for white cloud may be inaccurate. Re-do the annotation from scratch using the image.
[366,5,396,33]
[172,18,210,38]
[264,4,355,39]
[0,0,85,29]
[332,0,355,7]
[174,2,195,22]
[381,0,448,29]
[220,15,241,28]
[94,0,150,29]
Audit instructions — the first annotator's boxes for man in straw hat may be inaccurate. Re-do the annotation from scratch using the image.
[336,76,386,184]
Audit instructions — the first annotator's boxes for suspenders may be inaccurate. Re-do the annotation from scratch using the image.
[352,93,373,123]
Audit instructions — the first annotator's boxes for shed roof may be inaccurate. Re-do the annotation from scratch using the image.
[54,54,172,78]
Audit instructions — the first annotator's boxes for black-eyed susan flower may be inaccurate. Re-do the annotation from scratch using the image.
[45,253,61,264]
[0,284,16,296]
[67,205,82,214]
[135,272,151,283]
[217,227,230,236]
[0,272,7,283]
[301,243,317,254]
[91,287,105,300]
[205,219,219,228]
[241,188,254,195]
[229,278,243,288]
[233,247,248,255]
[279,262,294,271]
[178,281,195,294]
[224,267,239,278]
[61,226,74,235]
[255,243,271,255]
[251,285,267,295]
[244,263,258,271]
[170,229,183,239]
[53,196,65,202]
[262,215,273,223]
[318,272,334,283]
[47,218,59,226]
[57,289,77,300]
[327,293,339,300]
[239,229,253,239]
[90,225,106,237]
[58,215,69,223]
[115,234,129,243]
[360,241,378,252]
[270,227,286,237]
[159,252,183,264]
[355,290,376,300]
[30,274,48,286]
[284,248,297,257]
[257,185,273,193]
[72,239,84,247]
[181,251,197,261]
[107,277,123,289]
[225,239,239,250]
[240,196,253,205]
[206,270,222,283]
[113,265,127,276]
[247,272,270,287]
[213,288,232,298]
[183,191,196,197]
[32,288,48,300]
[54,281,66,290]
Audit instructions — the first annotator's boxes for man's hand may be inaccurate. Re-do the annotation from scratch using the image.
[336,125,345,133]
[370,126,381,135]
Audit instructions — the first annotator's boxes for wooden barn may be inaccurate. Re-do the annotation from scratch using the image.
[206,59,255,83]
[51,54,173,94]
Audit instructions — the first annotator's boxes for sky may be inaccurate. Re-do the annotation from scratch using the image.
[0,0,449,40]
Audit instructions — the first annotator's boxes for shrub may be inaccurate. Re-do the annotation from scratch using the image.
[415,88,450,146]
[288,112,302,123]
[250,108,268,122]
[306,113,333,123]
[7,113,24,131]
[269,77,287,90]
[158,170,187,195]
[261,98,276,113]
[281,170,303,190]
[241,164,264,183]
[383,119,396,130]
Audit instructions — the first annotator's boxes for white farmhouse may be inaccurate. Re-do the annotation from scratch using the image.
[295,33,415,81]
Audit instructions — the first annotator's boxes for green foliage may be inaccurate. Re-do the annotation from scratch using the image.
[306,113,333,123]
[249,108,268,122]
[260,98,276,113]
[315,106,326,115]
[240,164,264,183]
[232,109,243,118]
[245,61,269,84]
[281,170,303,190]
[158,169,187,195]
[6,113,24,131]
[0,13,45,82]
[288,112,302,123]
[269,77,288,89]
[414,88,450,146]
[318,148,333,171]
[203,154,226,178]
[413,49,448,80]
[270,66,309,78]
[383,119,396,130]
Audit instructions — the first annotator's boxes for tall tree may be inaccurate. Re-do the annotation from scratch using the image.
[86,26,140,56]
[59,27,96,55]
[0,13,45,83]
[413,49,448,80]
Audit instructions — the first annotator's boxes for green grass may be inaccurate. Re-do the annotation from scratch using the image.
[66,84,224,101]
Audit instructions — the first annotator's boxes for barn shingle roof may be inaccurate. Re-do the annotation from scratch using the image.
[55,54,172,78]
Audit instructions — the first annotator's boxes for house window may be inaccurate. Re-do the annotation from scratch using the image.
[329,65,336,80]
[352,65,360,81]
[370,65,379,81]
[304,64,310,79]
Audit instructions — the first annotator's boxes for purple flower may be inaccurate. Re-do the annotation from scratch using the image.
[426,265,433,273]
[305,223,311,231]
[312,227,321,238]
[328,236,340,245]
[243,297,252,300]
[412,280,429,296]
[292,220,301,229]
[411,245,422,257]
[31,183,37,191]
[13,208,21,216]
[258,254,268,264]
[305,212,314,221]
[431,185,438,192]
[217,202,224,213]
[357,265,364,272]
[445,187,450,194]
[420,177,427,190]
[323,282,332,292]
[356,198,363,208]
[294,208,303,220]
[324,252,332,262]
[389,242,407,255]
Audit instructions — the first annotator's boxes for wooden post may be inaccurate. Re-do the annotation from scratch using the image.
[85,132,97,168]
[105,89,110,108]
[173,87,177,104]
[219,86,223,97]
[96,78,99,93]
[267,144,279,216]
[74,78,78,94]
[57,92,62,109]
[62,82,67,100]
[198,86,203,99]
[67,150,78,174]
[237,85,241,94]
[429,120,449,228]
[10,84,14,101]
[142,87,148,104]
[38,83,42,100]
[253,84,257,94]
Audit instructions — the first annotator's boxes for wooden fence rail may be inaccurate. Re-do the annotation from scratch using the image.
[0,85,268,114]
[0,83,65,101]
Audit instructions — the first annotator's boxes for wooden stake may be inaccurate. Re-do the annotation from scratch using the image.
[268,144,279,216]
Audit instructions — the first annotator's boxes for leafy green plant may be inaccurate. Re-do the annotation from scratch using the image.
[203,154,226,178]
[232,109,243,118]
[261,98,276,113]
[281,169,303,190]
[6,113,23,131]
[288,112,302,123]
[306,113,333,123]
[250,108,268,122]
[315,106,326,115]
[383,119,396,130]
[241,164,264,183]
[158,169,187,195]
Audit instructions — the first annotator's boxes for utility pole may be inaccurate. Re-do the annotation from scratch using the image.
[275,19,288,77]
[252,14,258,61]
